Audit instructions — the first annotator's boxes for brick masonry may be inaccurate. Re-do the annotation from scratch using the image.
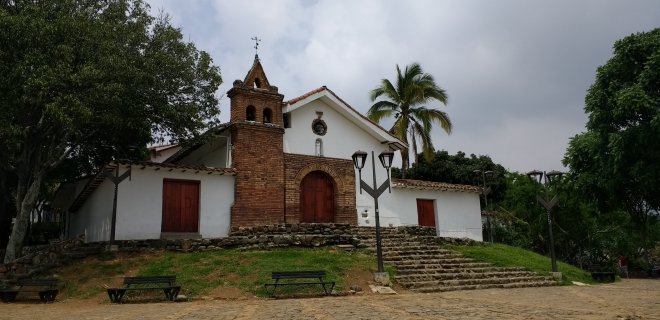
[227,58,358,227]
[284,153,357,225]
[228,58,287,227]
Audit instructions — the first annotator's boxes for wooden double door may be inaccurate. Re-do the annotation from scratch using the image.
[300,171,335,223]
[162,179,200,233]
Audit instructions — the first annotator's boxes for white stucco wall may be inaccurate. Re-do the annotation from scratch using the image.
[69,165,235,242]
[363,188,482,241]
[284,99,394,160]
[282,96,481,240]
[178,134,231,168]
[283,98,395,216]
[150,146,182,163]
[68,179,114,242]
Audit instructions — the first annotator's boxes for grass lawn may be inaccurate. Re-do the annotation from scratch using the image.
[48,243,598,300]
[446,243,596,285]
[50,247,393,299]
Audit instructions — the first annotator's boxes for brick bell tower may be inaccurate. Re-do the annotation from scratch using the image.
[227,55,286,227]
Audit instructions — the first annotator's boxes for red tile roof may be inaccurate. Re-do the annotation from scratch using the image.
[285,86,328,105]
[392,179,480,193]
[124,161,236,175]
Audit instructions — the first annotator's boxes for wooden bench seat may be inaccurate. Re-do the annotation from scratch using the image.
[264,271,335,297]
[1,279,59,302]
[591,271,616,282]
[106,276,181,303]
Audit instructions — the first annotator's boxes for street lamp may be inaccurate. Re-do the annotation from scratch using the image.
[526,169,563,273]
[474,170,494,243]
[352,150,394,278]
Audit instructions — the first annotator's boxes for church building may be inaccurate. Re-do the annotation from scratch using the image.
[60,57,483,242]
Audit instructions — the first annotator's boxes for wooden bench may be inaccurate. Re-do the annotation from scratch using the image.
[106,276,181,303]
[591,271,616,282]
[1,279,59,302]
[264,271,335,297]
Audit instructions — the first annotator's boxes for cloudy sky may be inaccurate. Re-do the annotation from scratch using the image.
[146,0,659,173]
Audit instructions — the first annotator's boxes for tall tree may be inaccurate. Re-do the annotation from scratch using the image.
[564,28,660,247]
[0,0,222,263]
[368,63,451,178]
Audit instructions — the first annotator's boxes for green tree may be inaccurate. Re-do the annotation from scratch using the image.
[564,28,660,248]
[399,150,507,203]
[368,63,451,178]
[0,0,222,262]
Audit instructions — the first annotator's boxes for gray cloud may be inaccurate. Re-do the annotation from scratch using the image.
[148,0,660,172]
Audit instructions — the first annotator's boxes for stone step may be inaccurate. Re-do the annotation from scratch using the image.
[410,280,558,293]
[395,271,540,282]
[383,248,457,255]
[385,255,478,263]
[385,255,467,262]
[403,276,554,289]
[395,266,527,275]
[390,257,486,265]
[356,229,557,293]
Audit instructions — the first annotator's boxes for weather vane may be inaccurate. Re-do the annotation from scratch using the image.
[251,36,261,59]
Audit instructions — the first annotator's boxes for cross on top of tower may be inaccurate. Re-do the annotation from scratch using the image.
[251,36,261,59]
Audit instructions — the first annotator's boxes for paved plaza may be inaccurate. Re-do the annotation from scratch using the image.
[1,279,659,319]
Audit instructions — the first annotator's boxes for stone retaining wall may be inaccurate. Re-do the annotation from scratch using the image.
[0,239,86,283]
[0,224,472,283]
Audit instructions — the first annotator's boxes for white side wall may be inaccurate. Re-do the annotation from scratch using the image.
[150,146,181,163]
[178,133,231,168]
[284,99,393,160]
[68,179,114,242]
[372,188,482,241]
[283,98,482,240]
[283,98,394,219]
[69,165,235,242]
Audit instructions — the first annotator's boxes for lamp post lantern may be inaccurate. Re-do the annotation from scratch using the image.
[352,150,394,276]
[526,169,563,273]
[474,170,494,243]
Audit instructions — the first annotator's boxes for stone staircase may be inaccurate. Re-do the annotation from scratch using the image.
[353,227,558,292]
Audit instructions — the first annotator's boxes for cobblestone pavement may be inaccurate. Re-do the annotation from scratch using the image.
[2,279,659,320]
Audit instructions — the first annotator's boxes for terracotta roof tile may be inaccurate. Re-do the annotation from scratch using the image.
[122,161,236,175]
[392,179,480,193]
[285,86,328,105]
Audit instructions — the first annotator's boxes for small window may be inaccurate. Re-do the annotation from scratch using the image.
[315,138,323,156]
[283,113,291,128]
[263,108,272,124]
[246,105,256,121]
[254,78,261,88]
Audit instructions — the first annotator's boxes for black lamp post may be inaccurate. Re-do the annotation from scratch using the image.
[474,170,494,243]
[526,169,563,273]
[352,150,394,274]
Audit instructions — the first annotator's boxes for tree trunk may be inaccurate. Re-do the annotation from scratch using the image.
[0,170,14,249]
[4,175,43,263]
[411,129,419,165]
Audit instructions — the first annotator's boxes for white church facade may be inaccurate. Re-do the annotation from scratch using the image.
[60,57,483,243]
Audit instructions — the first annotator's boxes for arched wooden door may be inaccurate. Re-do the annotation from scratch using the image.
[300,171,335,223]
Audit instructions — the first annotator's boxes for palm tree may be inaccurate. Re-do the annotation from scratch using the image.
[368,63,451,178]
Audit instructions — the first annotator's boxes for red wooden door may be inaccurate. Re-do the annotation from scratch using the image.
[162,179,200,232]
[416,199,436,227]
[300,171,335,223]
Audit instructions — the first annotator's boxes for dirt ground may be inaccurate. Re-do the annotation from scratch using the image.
[2,279,659,319]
